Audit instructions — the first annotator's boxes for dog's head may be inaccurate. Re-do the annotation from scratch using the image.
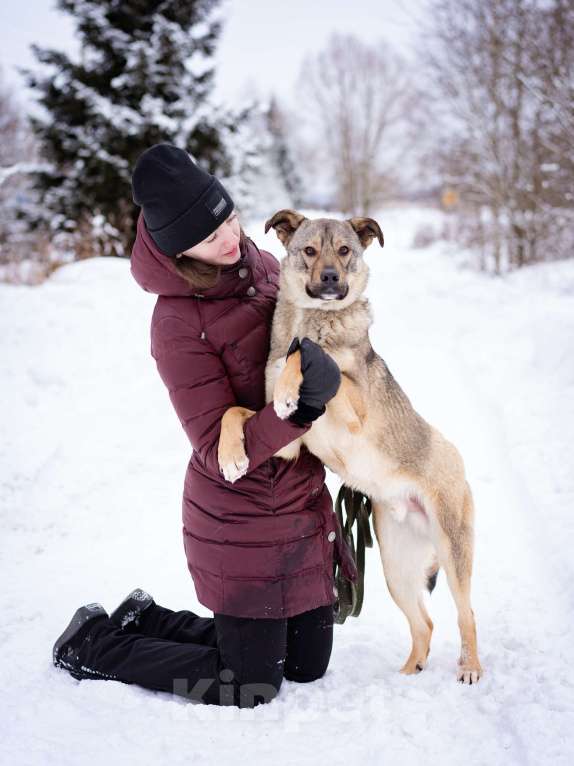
[264,209,384,310]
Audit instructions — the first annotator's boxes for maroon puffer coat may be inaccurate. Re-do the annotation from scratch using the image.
[130,212,355,618]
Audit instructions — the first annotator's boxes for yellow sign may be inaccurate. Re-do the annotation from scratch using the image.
[442,188,459,208]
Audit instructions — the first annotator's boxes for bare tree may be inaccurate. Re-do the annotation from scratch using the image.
[422,0,574,273]
[296,34,417,215]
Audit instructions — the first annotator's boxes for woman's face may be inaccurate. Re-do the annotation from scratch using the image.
[180,210,241,266]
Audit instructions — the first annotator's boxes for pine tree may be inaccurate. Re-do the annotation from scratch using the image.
[219,102,264,221]
[220,99,296,221]
[24,0,228,258]
[265,97,304,208]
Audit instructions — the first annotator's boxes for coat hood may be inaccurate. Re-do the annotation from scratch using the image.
[130,211,258,299]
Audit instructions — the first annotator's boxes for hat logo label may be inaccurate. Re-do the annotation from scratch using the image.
[211,196,227,217]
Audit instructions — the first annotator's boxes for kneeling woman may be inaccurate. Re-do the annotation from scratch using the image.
[52,144,357,708]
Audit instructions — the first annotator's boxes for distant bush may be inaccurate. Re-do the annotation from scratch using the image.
[411,223,439,249]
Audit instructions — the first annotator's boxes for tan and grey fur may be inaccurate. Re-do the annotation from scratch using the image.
[217,210,483,684]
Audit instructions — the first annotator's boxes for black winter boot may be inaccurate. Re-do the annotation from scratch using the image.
[110,588,154,630]
[52,603,109,680]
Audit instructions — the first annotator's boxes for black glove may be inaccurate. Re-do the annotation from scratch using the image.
[286,337,341,426]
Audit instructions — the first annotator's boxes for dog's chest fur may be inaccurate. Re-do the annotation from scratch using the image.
[269,297,373,373]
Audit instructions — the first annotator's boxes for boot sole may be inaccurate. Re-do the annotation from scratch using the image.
[110,589,153,629]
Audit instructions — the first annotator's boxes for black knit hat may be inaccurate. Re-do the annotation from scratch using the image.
[131,143,235,257]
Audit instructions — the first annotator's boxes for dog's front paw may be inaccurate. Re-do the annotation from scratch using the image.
[273,394,299,420]
[219,454,250,483]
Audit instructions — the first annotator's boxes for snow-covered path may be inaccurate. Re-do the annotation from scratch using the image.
[1,207,573,764]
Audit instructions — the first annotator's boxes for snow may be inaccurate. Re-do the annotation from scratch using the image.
[1,206,573,764]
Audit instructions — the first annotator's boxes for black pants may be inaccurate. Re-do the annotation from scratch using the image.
[77,602,334,708]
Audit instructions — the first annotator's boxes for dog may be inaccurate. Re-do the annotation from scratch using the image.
[217,209,483,684]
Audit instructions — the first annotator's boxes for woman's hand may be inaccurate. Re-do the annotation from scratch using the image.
[286,336,341,426]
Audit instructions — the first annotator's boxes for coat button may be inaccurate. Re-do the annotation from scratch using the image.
[327,531,336,542]
[246,286,256,297]
[238,267,249,278]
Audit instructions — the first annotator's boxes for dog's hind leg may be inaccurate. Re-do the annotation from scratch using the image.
[372,500,437,675]
[430,483,482,684]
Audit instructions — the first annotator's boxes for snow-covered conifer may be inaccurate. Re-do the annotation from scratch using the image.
[265,97,304,209]
[24,0,227,258]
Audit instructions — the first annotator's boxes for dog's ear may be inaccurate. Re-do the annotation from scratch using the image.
[347,217,384,249]
[264,209,307,246]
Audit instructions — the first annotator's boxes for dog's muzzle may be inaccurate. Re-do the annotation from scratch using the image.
[306,266,349,301]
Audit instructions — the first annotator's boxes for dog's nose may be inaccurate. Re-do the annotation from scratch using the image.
[320,267,340,284]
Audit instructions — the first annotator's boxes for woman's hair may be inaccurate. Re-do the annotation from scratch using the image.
[173,226,249,290]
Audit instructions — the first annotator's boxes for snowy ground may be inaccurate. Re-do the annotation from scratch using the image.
[1,206,573,765]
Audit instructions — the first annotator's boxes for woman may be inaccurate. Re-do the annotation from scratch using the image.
[52,143,357,709]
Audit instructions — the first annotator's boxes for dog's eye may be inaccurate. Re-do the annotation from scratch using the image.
[304,246,316,256]
[339,246,350,255]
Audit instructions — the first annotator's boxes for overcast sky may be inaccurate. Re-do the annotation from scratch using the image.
[0,0,426,111]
